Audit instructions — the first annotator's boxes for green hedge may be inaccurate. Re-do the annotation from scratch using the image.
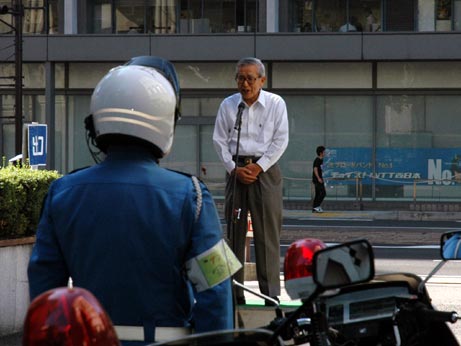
[0,162,61,240]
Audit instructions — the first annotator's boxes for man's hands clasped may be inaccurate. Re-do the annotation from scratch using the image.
[233,163,262,184]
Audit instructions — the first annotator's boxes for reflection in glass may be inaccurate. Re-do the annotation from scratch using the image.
[69,96,94,171]
[162,125,197,175]
[91,0,112,34]
[23,0,45,34]
[179,0,256,33]
[148,0,176,33]
[48,0,61,34]
[116,0,144,34]
[200,125,225,197]
[315,0,346,32]
[291,0,381,33]
[314,240,373,289]
[442,231,461,260]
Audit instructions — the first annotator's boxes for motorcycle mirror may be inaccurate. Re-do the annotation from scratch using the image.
[440,231,461,260]
[313,239,375,290]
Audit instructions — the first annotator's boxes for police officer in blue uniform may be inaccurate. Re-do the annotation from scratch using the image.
[27,56,238,345]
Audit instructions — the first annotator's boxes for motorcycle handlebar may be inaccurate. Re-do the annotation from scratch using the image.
[420,308,459,324]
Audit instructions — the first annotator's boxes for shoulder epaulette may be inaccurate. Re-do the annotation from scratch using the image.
[166,169,203,221]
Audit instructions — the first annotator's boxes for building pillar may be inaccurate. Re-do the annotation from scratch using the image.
[64,0,77,34]
[266,0,278,32]
[45,62,55,169]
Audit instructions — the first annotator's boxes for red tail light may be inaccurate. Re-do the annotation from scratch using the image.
[284,238,326,280]
[23,287,120,346]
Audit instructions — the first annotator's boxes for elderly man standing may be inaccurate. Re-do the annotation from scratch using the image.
[213,57,289,306]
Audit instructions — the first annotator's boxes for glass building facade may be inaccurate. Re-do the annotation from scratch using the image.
[1,0,461,204]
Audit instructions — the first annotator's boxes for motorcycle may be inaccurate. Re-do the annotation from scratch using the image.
[153,232,461,346]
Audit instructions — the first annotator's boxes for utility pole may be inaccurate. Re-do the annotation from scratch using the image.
[14,0,23,155]
[0,1,24,155]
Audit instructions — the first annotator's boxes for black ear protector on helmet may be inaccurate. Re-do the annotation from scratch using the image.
[84,113,103,163]
[124,56,182,125]
[84,114,96,141]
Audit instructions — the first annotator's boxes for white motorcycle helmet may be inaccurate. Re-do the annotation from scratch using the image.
[87,56,181,158]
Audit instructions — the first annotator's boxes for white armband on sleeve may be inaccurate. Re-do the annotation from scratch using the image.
[186,239,242,292]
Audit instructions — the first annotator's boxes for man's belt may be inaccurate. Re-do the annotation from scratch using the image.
[233,155,261,165]
[114,325,191,342]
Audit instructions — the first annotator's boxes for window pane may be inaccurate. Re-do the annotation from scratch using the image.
[384,0,415,31]
[240,0,257,32]
[349,0,381,32]
[54,95,66,173]
[200,124,225,197]
[292,0,314,32]
[436,0,452,31]
[378,62,461,88]
[325,96,372,147]
[376,95,425,199]
[376,94,461,200]
[68,95,94,171]
[425,95,461,199]
[175,62,236,88]
[280,95,372,200]
[426,95,461,148]
[116,0,144,34]
[0,63,47,88]
[24,0,45,34]
[377,95,426,148]
[454,0,461,31]
[181,97,222,117]
[315,0,346,32]
[48,0,61,34]
[273,62,372,89]
[1,122,15,161]
[162,125,197,175]
[69,63,120,89]
[23,95,45,123]
[418,0,437,31]
[180,0,210,33]
[203,0,236,33]
[0,1,13,34]
[1,95,15,161]
[278,95,324,199]
[148,0,176,33]
[91,0,113,33]
[179,0,256,33]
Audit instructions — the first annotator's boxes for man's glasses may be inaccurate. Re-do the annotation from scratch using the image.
[235,75,261,85]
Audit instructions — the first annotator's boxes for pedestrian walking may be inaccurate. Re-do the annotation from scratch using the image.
[312,145,326,213]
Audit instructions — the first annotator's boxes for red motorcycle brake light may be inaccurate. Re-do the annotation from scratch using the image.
[284,238,326,280]
[23,287,120,346]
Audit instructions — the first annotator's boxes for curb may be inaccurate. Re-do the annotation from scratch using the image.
[283,209,461,222]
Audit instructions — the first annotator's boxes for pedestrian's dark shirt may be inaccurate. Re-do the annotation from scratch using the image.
[312,157,323,183]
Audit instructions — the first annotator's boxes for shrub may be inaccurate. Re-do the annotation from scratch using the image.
[0,161,61,240]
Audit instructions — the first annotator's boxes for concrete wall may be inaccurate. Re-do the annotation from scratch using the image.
[0,239,33,337]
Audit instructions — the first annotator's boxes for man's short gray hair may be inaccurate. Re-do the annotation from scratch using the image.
[235,57,265,77]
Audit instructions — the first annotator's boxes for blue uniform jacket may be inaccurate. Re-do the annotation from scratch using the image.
[28,145,233,344]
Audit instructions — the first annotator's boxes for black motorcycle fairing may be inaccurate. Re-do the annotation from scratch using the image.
[315,273,459,346]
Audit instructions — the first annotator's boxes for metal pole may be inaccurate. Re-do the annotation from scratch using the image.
[14,0,23,155]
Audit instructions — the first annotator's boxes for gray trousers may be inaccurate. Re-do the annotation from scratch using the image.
[225,163,282,298]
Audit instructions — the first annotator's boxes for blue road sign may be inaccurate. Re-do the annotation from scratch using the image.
[28,124,47,166]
